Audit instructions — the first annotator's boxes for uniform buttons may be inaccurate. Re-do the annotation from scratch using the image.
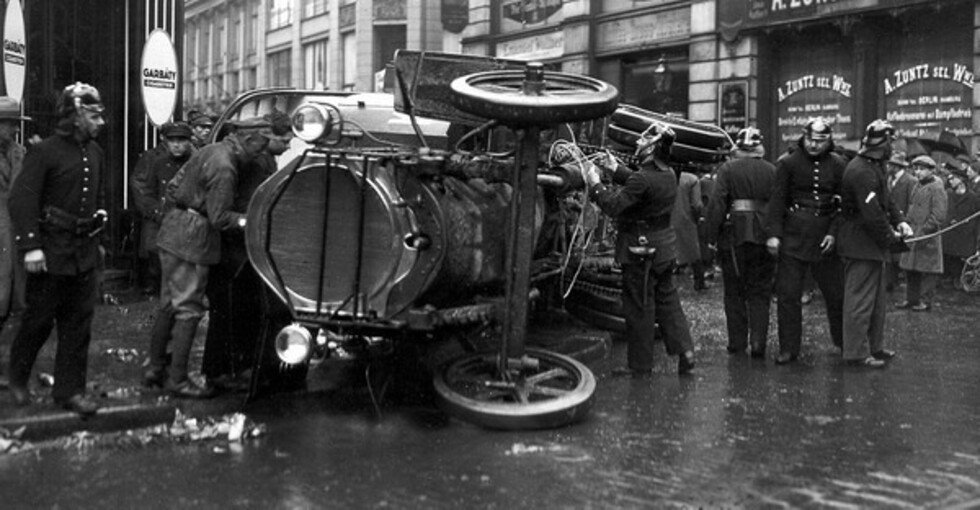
[83,187,89,192]
[28,232,34,238]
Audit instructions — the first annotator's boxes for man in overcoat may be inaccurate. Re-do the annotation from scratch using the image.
[941,164,980,288]
[885,151,915,292]
[897,156,947,311]
[0,97,28,388]
[837,120,912,368]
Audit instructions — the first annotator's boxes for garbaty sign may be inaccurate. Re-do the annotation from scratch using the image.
[718,0,937,41]
[140,29,179,128]
[3,0,26,102]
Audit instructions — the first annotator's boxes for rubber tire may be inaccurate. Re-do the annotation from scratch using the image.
[450,70,619,126]
[611,104,733,149]
[433,347,596,430]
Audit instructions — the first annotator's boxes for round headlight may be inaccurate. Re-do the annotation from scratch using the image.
[291,103,333,143]
[275,324,313,364]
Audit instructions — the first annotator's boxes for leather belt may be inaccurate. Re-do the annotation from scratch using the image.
[731,199,766,213]
[791,203,835,216]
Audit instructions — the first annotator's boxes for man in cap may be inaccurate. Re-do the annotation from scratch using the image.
[885,151,915,292]
[941,161,980,289]
[586,122,696,377]
[146,116,274,398]
[187,110,215,148]
[837,119,912,368]
[0,97,29,389]
[704,127,776,357]
[896,155,947,311]
[130,121,195,296]
[766,118,847,364]
[202,110,294,390]
[8,83,107,414]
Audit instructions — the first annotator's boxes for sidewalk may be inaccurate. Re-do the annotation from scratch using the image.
[0,279,248,442]
[0,276,612,442]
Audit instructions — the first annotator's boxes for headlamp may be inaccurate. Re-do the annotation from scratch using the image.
[275,324,313,365]
[291,103,333,143]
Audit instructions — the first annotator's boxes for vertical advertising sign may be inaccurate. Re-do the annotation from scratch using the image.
[718,80,748,137]
[3,0,26,102]
[140,29,180,128]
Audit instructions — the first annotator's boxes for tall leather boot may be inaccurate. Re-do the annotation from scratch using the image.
[165,317,215,399]
[144,303,175,388]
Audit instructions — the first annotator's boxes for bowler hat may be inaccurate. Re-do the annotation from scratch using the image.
[160,121,192,139]
[886,152,909,168]
[0,96,31,121]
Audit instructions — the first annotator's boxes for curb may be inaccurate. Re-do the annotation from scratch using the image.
[0,401,178,442]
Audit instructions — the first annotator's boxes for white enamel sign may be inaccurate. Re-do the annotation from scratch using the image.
[140,29,179,127]
[3,0,26,102]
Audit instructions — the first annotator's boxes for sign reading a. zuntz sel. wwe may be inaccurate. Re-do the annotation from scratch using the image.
[3,0,26,102]
[140,29,179,128]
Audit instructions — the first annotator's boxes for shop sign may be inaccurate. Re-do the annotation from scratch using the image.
[883,61,975,139]
[596,8,690,52]
[140,29,179,128]
[442,0,468,34]
[776,72,855,143]
[497,32,564,61]
[718,80,748,137]
[498,0,586,33]
[2,0,25,102]
[718,0,935,41]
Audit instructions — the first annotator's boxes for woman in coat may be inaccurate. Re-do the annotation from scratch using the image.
[671,170,704,289]
[941,165,980,289]
[898,155,948,311]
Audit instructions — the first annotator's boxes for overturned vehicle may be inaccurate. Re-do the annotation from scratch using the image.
[218,51,731,429]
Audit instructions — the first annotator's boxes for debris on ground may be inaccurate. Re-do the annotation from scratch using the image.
[104,347,142,364]
[0,426,31,455]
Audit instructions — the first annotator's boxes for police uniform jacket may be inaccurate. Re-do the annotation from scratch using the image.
[590,156,678,267]
[766,139,846,262]
[156,135,249,265]
[704,152,775,250]
[10,132,104,275]
[899,176,946,274]
[836,149,905,262]
[942,189,980,258]
[130,146,190,254]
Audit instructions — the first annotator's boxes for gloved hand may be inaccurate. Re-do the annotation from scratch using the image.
[897,222,913,238]
[584,163,602,189]
[766,237,780,257]
[24,249,47,273]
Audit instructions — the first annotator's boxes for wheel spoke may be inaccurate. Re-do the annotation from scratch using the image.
[525,367,569,385]
[527,385,571,398]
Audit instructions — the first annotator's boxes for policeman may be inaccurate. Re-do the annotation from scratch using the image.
[837,120,911,368]
[8,83,107,415]
[586,123,696,377]
[704,127,776,357]
[766,118,847,364]
[146,117,274,398]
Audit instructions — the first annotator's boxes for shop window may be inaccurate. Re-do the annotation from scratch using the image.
[621,52,689,118]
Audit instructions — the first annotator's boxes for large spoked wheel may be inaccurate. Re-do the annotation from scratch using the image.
[433,347,596,430]
[450,66,619,126]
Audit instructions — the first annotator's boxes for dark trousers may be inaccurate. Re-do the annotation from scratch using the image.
[842,258,887,360]
[8,270,98,401]
[774,254,844,355]
[621,260,693,370]
[202,259,264,379]
[905,271,938,305]
[719,243,775,353]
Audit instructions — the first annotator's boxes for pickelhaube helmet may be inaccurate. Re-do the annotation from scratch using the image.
[735,127,763,148]
[803,118,832,141]
[862,119,895,147]
[635,121,675,159]
[57,82,104,119]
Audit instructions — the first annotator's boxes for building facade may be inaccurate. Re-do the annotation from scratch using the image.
[462,0,980,159]
[183,0,466,115]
